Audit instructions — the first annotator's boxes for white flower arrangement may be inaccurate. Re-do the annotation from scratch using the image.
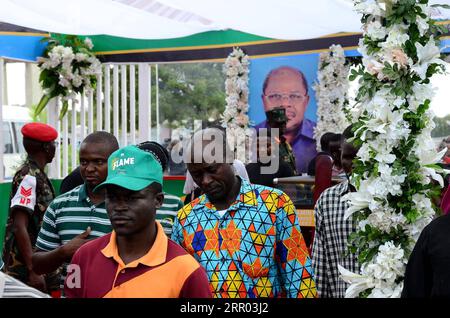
[221,47,252,163]
[36,35,102,119]
[339,241,406,298]
[313,44,350,149]
[339,0,448,298]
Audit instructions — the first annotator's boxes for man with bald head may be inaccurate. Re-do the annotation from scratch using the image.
[255,66,317,174]
[171,128,317,298]
[32,131,119,294]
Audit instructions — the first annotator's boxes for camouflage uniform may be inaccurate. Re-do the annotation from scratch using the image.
[275,136,298,175]
[266,107,298,175]
[2,157,59,291]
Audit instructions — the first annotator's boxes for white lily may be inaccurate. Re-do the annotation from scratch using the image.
[342,181,373,219]
[367,20,387,40]
[412,38,446,79]
[381,24,409,50]
[374,152,396,164]
[338,265,374,298]
[420,167,444,187]
[417,147,446,165]
[416,16,429,36]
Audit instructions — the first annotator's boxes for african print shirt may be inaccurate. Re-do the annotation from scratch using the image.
[171,178,316,298]
[2,158,55,283]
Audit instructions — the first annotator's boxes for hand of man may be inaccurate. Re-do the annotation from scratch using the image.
[61,227,92,261]
[28,271,47,292]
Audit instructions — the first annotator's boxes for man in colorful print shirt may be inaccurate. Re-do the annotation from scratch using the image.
[172,128,317,298]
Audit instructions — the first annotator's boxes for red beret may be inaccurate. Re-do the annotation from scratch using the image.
[21,122,58,142]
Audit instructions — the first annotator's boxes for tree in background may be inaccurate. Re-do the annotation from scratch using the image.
[432,114,450,138]
[103,62,226,136]
[155,63,226,128]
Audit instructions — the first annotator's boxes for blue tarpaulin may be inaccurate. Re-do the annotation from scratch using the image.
[0,34,47,61]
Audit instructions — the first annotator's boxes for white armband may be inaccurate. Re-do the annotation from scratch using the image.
[10,175,37,211]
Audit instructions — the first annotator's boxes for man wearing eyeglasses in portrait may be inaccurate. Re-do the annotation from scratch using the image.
[255,66,317,174]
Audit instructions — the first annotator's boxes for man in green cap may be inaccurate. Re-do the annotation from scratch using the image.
[64,145,211,298]
[266,107,298,175]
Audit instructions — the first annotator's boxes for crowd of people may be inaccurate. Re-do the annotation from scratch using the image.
[0,117,449,298]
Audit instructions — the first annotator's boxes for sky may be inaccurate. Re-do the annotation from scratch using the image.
[5,62,450,118]
[429,72,450,118]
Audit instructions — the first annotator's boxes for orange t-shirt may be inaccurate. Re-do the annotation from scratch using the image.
[65,222,211,298]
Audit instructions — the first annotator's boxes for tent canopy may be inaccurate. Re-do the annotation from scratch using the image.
[1,0,362,40]
[2,0,450,40]
[1,0,450,62]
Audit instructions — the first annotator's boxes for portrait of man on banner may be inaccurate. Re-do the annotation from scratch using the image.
[249,54,319,174]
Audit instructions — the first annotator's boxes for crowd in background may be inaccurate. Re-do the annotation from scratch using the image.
[0,118,449,298]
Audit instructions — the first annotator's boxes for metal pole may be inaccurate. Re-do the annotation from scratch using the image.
[156,64,160,143]
[138,64,150,143]
[121,65,127,146]
[130,64,136,144]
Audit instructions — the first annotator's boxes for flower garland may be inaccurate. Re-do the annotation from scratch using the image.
[36,35,102,119]
[221,47,251,163]
[313,44,350,150]
[339,0,448,298]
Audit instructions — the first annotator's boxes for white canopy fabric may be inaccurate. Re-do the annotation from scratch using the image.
[1,0,450,40]
[0,0,221,39]
[157,0,362,40]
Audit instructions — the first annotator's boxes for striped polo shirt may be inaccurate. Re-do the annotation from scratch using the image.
[0,272,50,298]
[157,193,184,236]
[36,184,112,289]
[64,222,212,298]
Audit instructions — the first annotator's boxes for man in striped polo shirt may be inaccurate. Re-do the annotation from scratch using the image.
[136,141,184,236]
[157,193,184,236]
[32,132,119,291]
[64,145,211,298]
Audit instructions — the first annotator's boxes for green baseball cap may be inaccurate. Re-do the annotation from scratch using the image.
[94,145,163,192]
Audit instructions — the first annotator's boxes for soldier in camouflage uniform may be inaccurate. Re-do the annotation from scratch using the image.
[2,122,59,293]
[266,107,298,175]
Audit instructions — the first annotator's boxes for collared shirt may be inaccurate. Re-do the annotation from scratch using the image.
[0,271,50,298]
[64,222,211,298]
[311,181,359,298]
[36,183,112,289]
[2,157,55,283]
[171,178,317,298]
[157,192,184,236]
[255,118,317,174]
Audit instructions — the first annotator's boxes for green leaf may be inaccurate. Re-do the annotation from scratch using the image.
[59,100,70,120]
[35,95,51,116]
